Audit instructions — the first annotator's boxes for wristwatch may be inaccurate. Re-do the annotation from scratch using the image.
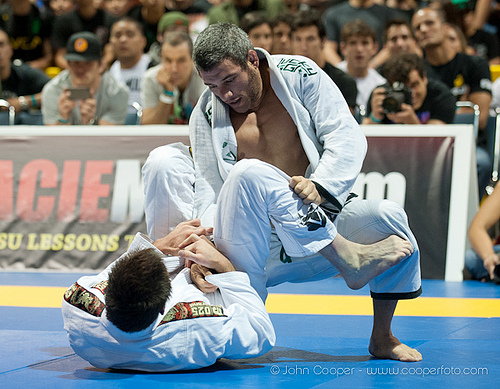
[18,96,29,111]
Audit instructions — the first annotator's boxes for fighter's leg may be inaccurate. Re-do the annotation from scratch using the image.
[214,159,410,299]
[142,143,195,240]
[336,199,422,361]
[320,234,413,290]
[369,299,422,362]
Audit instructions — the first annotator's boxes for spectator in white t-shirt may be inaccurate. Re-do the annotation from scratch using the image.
[109,17,157,122]
[336,20,386,111]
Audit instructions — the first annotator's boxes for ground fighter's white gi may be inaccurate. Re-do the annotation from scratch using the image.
[61,233,276,372]
[142,49,421,302]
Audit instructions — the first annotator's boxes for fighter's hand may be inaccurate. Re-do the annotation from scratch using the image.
[153,219,213,256]
[57,88,77,121]
[289,176,324,205]
[156,65,175,92]
[190,263,218,293]
[386,103,420,124]
[179,234,235,273]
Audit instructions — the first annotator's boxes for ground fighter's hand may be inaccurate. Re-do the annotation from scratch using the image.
[153,219,213,256]
[289,176,324,205]
[190,263,218,293]
[179,234,235,273]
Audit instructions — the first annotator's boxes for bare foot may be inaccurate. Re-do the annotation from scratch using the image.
[320,235,413,290]
[369,334,422,362]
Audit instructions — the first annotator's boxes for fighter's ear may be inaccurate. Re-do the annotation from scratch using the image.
[247,50,259,68]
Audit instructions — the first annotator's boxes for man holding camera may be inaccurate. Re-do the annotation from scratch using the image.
[363,53,455,125]
[42,31,129,125]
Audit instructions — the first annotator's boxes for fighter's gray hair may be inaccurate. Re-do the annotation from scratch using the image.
[193,23,254,71]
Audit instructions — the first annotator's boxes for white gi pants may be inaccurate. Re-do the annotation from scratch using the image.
[143,144,422,302]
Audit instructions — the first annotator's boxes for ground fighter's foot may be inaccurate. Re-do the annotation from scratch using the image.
[369,334,422,362]
[320,235,413,290]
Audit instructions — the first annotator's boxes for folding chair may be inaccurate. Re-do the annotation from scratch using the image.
[454,101,480,140]
[0,99,15,126]
[485,108,500,196]
[124,102,143,125]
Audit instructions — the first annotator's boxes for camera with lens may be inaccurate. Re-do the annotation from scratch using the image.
[382,82,412,114]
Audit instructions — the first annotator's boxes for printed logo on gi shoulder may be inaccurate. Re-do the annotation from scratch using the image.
[277,58,318,77]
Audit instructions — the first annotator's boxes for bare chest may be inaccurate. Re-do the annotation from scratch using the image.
[230,95,309,177]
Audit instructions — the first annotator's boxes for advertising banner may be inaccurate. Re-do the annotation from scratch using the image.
[0,125,476,279]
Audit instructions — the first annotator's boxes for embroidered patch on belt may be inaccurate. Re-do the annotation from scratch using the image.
[91,280,108,294]
[159,301,226,324]
[64,282,105,317]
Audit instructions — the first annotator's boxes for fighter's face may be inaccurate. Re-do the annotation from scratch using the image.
[199,56,263,114]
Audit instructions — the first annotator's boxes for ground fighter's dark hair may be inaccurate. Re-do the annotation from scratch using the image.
[193,23,254,72]
[105,248,171,333]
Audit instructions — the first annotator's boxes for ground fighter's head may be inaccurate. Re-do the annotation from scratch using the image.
[105,248,171,333]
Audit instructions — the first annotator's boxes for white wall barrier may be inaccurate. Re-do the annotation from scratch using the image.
[0,124,477,280]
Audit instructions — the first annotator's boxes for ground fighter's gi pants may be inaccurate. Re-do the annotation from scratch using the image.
[143,144,422,302]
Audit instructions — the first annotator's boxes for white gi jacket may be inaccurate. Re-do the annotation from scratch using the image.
[189,48,367,225]
[61,233,276,372]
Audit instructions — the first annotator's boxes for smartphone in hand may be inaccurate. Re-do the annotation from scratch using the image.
[67,87,91,100]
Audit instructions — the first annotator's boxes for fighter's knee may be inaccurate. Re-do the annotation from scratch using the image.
[227,159,274,184]
[377,199,408,223]
[142,144,193,183]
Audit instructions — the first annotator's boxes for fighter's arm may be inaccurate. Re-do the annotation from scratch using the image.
[292,57,367,207]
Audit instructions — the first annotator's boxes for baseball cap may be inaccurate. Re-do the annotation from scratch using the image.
[158,12,189,35]
[64,32,103,62]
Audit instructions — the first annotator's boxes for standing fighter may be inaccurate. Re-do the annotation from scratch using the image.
[143,23,422,362]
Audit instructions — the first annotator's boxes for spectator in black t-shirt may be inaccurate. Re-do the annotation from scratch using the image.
[51,0,117,69]
[0,0,53,70]
[363,53,456,125]
[0,27,50,124]
[290,9,358,113]
[413,6,493,199]
[412,7,492,130]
